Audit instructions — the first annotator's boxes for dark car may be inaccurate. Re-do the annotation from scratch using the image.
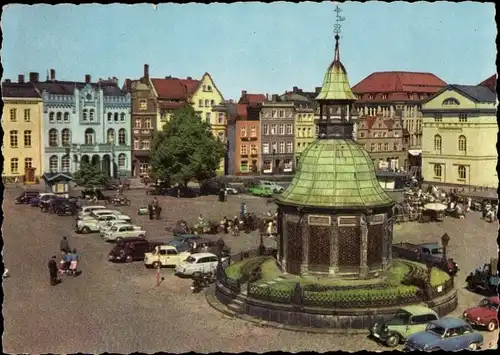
[14,190,39,204]
[167,234,204,251]
[39,195,58,212]
[108,238,165,263]
[55,200,79,216]
[199,180,222,196]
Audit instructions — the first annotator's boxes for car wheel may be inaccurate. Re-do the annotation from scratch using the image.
[116,237,123,243]
[82,227,91,234]
[152,261,161,269]
[468,342,479,351]
[487,320,497,332]
[125,255,133,263]
[273,189,279,194]
[385,334,400,348]
[138,234,145,239]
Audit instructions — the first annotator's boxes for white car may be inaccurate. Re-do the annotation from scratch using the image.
[174,252,228,277]
[144,245,191,268]
[77,214,131,234]
[77,205,107,218]
[103,224,146,242]
[100,218,133,234]
[259,180,285,193]
[225,187,238,195]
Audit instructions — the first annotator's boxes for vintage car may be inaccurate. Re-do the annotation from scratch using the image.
[144,245,191,268]
[463,296,499,332]
[77,205,107,218]
[370,305,439,347]
[77,209,122,221]
[248,185,273,197]
[29,192,57,207]
[100,218,133,234]
[54,199,79,216]
[175,252,228,277]
[76,214,131,234]
[14,189,40,204]
[225,186,239,195]
[108,238,164,263]
[103,224,146,242]
[259,180,285,193]
[404,317,483,351]
[466,258,499,295]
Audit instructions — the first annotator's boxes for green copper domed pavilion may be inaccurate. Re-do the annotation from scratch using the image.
[275,34,395,278]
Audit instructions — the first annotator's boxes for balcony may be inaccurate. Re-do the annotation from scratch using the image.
[249,136,258,140]
[133,149,150,157]
[240,136,249,141]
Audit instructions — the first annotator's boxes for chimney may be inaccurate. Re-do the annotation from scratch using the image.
[187,76,192,80]
[272,94,279,102]
[241,90,247,97]
[85,74,91,83]
[144,64,149,78]
[18,74,25,83]
[5,79,11,83]
[29,72,39,83]
[50,69,55,81]
[266,93,269,100]
[315,86,322,93]
[293,86,299,92]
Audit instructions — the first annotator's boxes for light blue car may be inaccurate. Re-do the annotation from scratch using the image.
[404,317,483,351]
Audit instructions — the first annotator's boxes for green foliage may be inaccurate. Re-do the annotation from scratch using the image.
[151,105,225,186]
[73,163,110,188]
[225,256,269,280]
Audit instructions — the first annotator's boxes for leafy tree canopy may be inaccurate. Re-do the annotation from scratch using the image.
[151,105,225,186]
[73,163,110,188]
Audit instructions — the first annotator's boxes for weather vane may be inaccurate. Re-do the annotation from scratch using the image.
[333,5,346,36]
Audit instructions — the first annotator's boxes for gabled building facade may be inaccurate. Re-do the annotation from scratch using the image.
[2,74,44,182]
[34,71,132,177]
[421,83,497,188]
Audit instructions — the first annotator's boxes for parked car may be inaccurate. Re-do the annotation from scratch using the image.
[54,200,79,216]
[175,252,228,277]
[199,180,222,196]
[167,234,204,251]
[259,180,285,193]
[248,185,273,197]
[100,218,133,234]
[103,224,146,242]
[43,197,69,213]
[370,305,439,347]
[225,186,239,195]
[404,318,483,351]
[76,214,131,234]
[29,192,57,207]
[108,238,164,263]
[77,205,107,219]
[466,258,499,295]
[392,242,458,274]
[463,296,499,332]
[144,245,191,268]
[14,189,40,204]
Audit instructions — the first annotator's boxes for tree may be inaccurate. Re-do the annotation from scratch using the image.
[151,105,225,187]
[73,163,110,188]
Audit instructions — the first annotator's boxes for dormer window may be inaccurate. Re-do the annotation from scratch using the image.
[368,94,375,100]
[443,98,460,106]
[382,94,388,100]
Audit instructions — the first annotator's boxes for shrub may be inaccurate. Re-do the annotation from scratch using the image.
[224,256,268,281]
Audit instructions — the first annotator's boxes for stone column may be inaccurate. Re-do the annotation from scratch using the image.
[301,219,309,275]
[390,105,394,118]
[364,106,368,115]
[360,215,369,277]
[329,217,339,275]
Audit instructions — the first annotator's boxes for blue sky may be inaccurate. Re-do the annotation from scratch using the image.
[1,2,496,100]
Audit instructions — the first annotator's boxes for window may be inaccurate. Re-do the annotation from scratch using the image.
[120,113,125,122]
[85,128,95,145]
[211,100,215,106]
[113,113,118,122]
[49,155,58,171]
[134,139,140,150]
[458,113,468,123]
[279,110,285,118]
[286,124,293,135]
[368,94,375,100]
[458,135,467,152]
[218,113,224,124]
[279,142,285,153]
[108,113,113,122]
[118,154,126,167]
[10,158,19,174]
[263,124,269,135]
[240,127,247,137]
[250,126,257,137]
[278,124,285,135]
[239,161,249,172]
[384,143,389,151]
[199,99,203,107]
[458,166,467,180]
[271,110,277,118]
[205,112,211,121]
[263,142,270,154]
[24,109,31,122]
[286,141,293,153]
[49,112,55,122]
[10,108,17,121]
[134,119,141,128]
[283,159,293,172]
[393,143,398,151]
[144,118,152,129]
[61,129,71,146]
[205,99,209,107]
[141,140,150,150]
[250,144,257,155]
[21,130,32,148]
[119,129,126,145]
[207,85,212,91]
[382,94,388,100]
[434,135,442,151]
[63,112,69,122]
[61,156,70,172]
[48,129,58,147]
[271,142,278,154]
[360,132,365,138]
[443,98,460,106]
[139,100,147,110]
[263,160,272,172]
[56,112,62,122]
[271,124,277,135]
[107,129,115,144]
[217,132,224,141]
[202,85,206,91]
[377,143,382,151]
[433,164,442,177]
[139,163,150,175]
[307,128,312,137]
[240,145,248,155]
[434,113,442,122]
[83,109,88,121]
[24,157,33,170]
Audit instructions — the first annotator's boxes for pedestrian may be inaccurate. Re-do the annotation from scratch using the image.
[48,256,59,286]
[155,204,162,220]
[63,251,72,273]
[223,216,229,234]
[69,248,79,276]
[148,202,154,220]
[60,236,71,253]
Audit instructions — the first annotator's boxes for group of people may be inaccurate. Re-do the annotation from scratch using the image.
[47,236,80,286]
[148,197,162,220]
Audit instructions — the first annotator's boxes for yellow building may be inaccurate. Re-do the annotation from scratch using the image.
[2,81,44,182]
[421,84,497,188]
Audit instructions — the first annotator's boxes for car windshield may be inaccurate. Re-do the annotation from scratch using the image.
[387,310,412,325]
[426,323,447,336]
[430,248,442,255]
[479,299,499,309]
[185,256,197,264]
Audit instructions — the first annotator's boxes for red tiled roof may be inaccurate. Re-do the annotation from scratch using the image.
[246,94,266,105]
[478,74,497,93]
[151,77,200,100]
[236,104,247,117]
[353,71,446,94]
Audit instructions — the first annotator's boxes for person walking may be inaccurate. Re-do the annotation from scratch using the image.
[155,202,162,220]
[60,236,71,253]
[48,256,59,286]
[69,248,79,276]
[148,202,154,220]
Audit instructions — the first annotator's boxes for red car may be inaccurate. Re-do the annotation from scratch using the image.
[463,296,499,332]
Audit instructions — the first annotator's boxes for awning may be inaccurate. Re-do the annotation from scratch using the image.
[408,150,422,156]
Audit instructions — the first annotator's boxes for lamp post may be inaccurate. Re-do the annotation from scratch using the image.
[441,233,450,263]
